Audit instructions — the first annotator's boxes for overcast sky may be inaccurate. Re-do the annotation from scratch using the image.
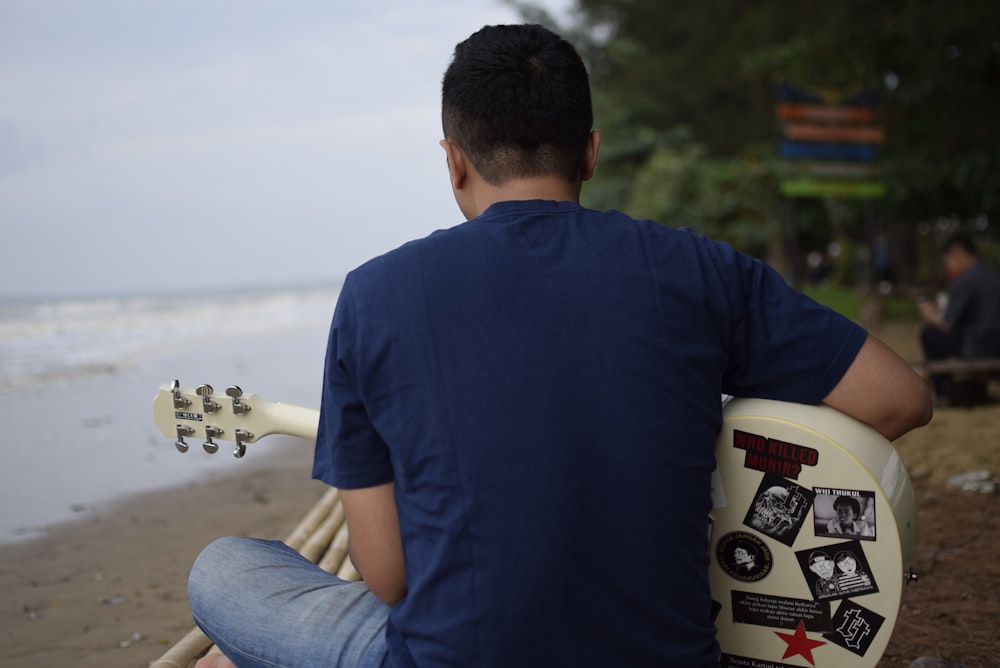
[0,0,570,300]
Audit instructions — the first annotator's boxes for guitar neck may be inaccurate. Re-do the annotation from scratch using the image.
[257,401,319,441]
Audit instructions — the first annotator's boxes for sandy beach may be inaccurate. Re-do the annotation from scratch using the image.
[0,452,327,668]
[2,322,998,668]
[0,289,337,668]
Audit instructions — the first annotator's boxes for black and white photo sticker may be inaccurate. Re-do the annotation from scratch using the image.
[812,487,877,541]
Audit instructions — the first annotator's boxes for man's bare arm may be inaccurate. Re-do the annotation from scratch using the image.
[918,300,950,331]
[340,482,406,605]
[822,334,933,441]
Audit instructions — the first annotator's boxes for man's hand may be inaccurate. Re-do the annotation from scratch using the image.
[194,654,237,668]
[918,300,948,331]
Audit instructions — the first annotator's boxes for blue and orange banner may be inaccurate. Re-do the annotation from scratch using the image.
[776,86,885,199]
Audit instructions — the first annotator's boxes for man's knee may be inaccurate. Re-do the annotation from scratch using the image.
[188,536,259,615]
[191,535,247,576]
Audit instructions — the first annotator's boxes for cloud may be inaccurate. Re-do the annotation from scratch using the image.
[0,0,570,298]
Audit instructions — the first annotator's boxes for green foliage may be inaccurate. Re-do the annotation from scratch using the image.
[619,131,781,260]
[802,286,865,320]
[511,0,1000,284]
[802,286,920,322]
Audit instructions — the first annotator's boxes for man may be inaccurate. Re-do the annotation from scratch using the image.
[188,24,930,668]
[826,495,874,537]
[919,232,1000,403]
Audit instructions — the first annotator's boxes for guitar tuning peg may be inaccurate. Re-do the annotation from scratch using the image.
[234,428,253,458]
[171,380,191,409]
[196,384,220,414]
[175,424,195,453]
[203,425,223,454]
[226,386,251,415]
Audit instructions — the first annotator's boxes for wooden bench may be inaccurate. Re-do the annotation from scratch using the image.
[916,357,1000,382]
[919,357,1000,381]
[150,488,358,668]
[917,358,1000,405]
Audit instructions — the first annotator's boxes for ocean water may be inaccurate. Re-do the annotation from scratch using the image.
[0,286,340,394]
[0,284,341,544]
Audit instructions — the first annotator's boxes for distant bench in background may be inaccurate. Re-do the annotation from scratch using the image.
[917,357,1000,406]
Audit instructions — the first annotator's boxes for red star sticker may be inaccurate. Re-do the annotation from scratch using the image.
[774,620,827,666]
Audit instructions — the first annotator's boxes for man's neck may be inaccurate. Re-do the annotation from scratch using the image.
[466,174,583,218]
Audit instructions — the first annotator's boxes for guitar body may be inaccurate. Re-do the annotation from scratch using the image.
[710,398,916,667]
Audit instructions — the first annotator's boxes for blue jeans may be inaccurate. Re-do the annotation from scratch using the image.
[188,537,390,668]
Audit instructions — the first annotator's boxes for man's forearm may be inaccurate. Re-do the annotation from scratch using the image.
[918,301,950,331]
[341,483,408,605]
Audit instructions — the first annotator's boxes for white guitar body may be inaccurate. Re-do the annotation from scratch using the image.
[153,385,915,667]
[711,398,915,668]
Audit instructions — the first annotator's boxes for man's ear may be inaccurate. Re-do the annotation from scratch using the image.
[581,130,601,182]
[439,139,468,191]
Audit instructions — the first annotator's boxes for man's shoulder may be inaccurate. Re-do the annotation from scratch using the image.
[348,222,471,277]
[964,259,1000,282]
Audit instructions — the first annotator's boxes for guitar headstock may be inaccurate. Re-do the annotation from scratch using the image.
[151,380,319,458]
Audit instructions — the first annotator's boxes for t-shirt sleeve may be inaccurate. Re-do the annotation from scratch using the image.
[709,239,867,404]
[312,274,395,490]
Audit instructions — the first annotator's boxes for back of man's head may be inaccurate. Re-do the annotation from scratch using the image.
[943,232,978,257]
[441,24,593,185]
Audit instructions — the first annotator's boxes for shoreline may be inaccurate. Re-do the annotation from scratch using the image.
[0,321,332,546]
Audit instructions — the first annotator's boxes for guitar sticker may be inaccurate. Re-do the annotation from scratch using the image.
[720,653,811,668]
[742,474,815,546]
[716,531,773,583]
[774,620,827,666]
[732,429,819,480]
[812,488,876,541]
[823,599,886,657]
[730,591,830,631]
[796,540,880,602]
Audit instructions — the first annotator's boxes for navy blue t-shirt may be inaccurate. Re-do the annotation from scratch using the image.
[313,200,866,667]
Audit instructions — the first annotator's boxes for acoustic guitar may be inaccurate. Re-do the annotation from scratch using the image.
[152,382,916,667]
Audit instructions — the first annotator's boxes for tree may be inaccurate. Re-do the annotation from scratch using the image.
[510,0,1000,280]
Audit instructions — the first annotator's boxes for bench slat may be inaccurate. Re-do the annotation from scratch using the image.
[922,358,1000,374]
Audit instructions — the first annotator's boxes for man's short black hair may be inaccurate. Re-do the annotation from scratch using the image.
[943,232,978,256]
[441,24,593,185]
